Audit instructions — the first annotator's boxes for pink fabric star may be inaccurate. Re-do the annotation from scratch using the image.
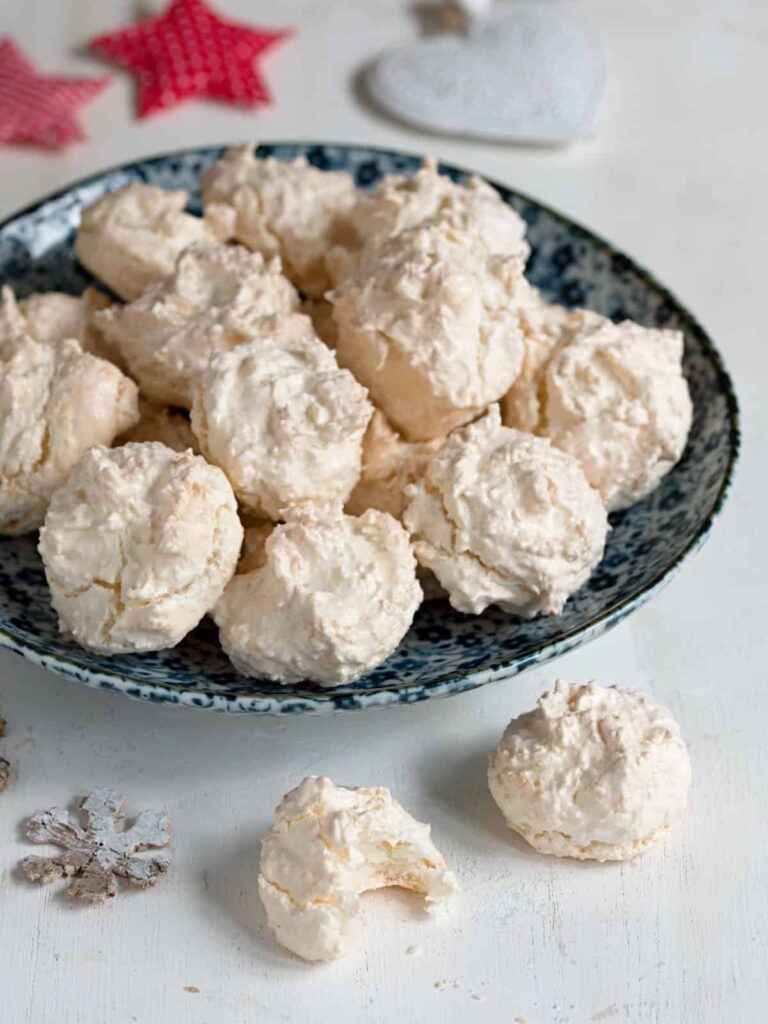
[0,38,110,149]
[90,0,290,118]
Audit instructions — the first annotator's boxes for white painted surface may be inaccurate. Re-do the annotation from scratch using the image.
[0,1,765,1021]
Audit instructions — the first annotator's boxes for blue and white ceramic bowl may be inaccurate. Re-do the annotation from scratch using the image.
[0,143,739,713]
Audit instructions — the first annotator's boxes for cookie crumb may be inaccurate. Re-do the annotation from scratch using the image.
[434,979,459,992]
[183,986,199,994]
[591,1006,617,1021]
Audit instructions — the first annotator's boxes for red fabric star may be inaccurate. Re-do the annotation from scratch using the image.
[90,0,290,118]
[0,38,110,149]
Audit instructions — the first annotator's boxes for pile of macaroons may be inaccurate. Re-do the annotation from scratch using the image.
[0,147,693,686]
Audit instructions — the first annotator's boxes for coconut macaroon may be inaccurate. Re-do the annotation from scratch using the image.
[0,336,139,535]
[201,145,357,296]
[39,443,243,654]
[190,314,372,520]
[96,243,299,407]
[74,182,227,301]
[342,156,529,271]
[0,285,118,363]
[488,679,692,861]
[329,220,527,442]
[541,314,693,511]
[115,398,198,454]
[214,507,422,686]
[259,776,457,962]
[346,410,444,521]
[403,405,608,617]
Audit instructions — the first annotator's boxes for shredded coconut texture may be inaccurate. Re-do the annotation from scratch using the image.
[488,679,692,861]
[1,285,119,365]
[0,335,139,535]
[329,220,526,441]
[38,442,243,654]
[201,146,357,297]
[96,242,298,407]
[259,776,457,962]
[74,182,225,301]
[331,156,529,284]
[541,314,693,511]
[214,507,422,686]
[190,314,372,520]
[403,405,608,616]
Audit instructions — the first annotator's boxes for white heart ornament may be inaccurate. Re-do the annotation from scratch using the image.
[367,4,604,144]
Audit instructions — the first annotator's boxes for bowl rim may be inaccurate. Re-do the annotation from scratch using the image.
[0,140,741,713]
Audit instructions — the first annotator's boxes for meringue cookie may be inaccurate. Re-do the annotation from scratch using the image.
[0,336,139,535]
[329,220,527,441]
[403,405,608,616]
[346,410,443,521]
[115,399,198,454]
[39,443,242,654]
[542,314,693,511]
[95,242,298,407]
[0,285,118,364]
[190,314,372,520]
[341,157,529,272]
[214,507,422,686]
[75,183,225,301]
[259,776,457,962]
[201,146,357,296]
[488,679,692,861]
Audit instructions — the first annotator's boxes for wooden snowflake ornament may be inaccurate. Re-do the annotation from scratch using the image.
[21,789,172,902]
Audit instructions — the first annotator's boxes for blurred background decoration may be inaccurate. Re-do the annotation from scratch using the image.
[0,0,291,151]
[0,1,604,153]
[89,0,290,119]
[366,1,604,144]
[0,37,110,149]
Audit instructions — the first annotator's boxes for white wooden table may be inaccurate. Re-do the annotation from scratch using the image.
[0,2,765,1021]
